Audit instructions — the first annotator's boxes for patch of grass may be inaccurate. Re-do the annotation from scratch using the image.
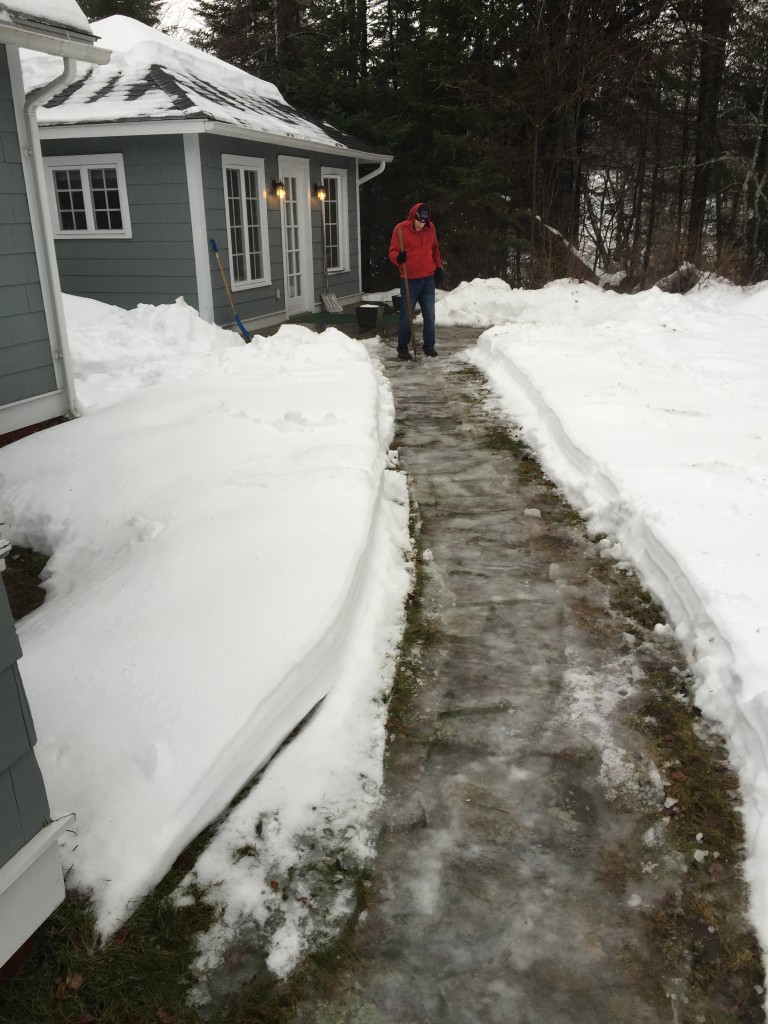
[589,559,666,633]
[0,853,217,1024]
[447,365,486,385]
[480,425,529,457]
[564,593,623,647]
[232,844,258,863]
[570,517,764,1018]
[637,670,744,853]
[531,486,585,528]
[629,662,763,1018]
[478,425,543,486]
[220,896,370,1024]
[384,502,440,738]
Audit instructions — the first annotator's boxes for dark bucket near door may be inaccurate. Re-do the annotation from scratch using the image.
[356,303,384,331]
[391,294,419,315]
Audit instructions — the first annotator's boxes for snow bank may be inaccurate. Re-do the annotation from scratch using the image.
[461,277,768,963]
[0,297,409,939]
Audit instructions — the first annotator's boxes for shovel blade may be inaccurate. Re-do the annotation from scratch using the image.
[321,290,344,314]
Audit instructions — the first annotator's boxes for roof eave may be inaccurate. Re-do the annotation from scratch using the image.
[202,120,392,162]
[38,115,393,162]
[0,22,110,62]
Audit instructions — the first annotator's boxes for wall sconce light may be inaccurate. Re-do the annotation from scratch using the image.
[271,179,286,199]
[313,183,327,202]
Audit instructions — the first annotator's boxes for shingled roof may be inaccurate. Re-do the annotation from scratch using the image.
[21,15,389,160]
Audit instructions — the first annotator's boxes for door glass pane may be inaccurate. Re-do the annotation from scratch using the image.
[283,176,301,299]
[323,177,340,269]
[244,169,263,280]
[226,167,246,283]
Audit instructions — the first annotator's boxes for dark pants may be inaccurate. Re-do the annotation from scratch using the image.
[398,275,436,353]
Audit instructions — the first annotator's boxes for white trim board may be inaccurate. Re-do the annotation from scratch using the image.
[0,815,74,968]
[184,135,214,322]
[38,119,393,163]
[0,390,68,439]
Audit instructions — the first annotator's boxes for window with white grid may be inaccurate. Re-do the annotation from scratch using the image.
[222,156,270,289]
[321,169,349,273]
[45,155,131,238]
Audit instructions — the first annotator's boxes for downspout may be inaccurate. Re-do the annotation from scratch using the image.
[357,161,386,187]
[356,161,387,297]
[22,59,81,419]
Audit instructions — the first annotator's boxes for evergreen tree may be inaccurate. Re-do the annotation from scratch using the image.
[190,0,307,93]
[190,0,768,288]
[79,0,163,24]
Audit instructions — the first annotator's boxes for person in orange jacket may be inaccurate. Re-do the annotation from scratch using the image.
[388,202,443,360]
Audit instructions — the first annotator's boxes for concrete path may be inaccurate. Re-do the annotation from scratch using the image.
[291,327,762,1024]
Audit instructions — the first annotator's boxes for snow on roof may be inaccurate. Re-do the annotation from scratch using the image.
[20,15,387,158]
[0,0,91,36]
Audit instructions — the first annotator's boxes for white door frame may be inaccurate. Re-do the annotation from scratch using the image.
[278,156,313,316]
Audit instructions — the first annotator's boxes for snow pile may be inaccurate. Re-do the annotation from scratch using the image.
[67,295,242,409]
[91,16,284,102]
[0,296,411,946]
[436,277,529,327]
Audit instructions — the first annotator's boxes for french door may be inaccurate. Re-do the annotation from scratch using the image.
[278,157,313,316]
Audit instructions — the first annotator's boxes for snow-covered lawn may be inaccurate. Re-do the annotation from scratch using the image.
[2,275,768,993]
[0,296,411,977]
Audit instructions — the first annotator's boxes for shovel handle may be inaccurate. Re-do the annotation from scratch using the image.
[210,238,251,342]
[397,227,417,354]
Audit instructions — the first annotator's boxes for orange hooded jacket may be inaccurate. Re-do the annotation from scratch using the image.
[388,203,442,280]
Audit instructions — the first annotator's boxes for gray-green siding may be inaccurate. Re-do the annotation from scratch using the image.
[0,576,51,868]
[44,134,199,311]
[0,45,57,408]
[199,136,360,325]
[41,131,361,327]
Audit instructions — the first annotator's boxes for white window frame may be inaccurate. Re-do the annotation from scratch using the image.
[44,153,132,239]
[320,167,349,273]
[222,155,271,291]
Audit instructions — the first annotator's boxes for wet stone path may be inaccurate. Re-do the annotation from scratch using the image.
[291,327,762,1024]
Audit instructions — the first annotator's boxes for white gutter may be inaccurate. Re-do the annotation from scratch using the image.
[22,57,82,419]
[203,122,392,163]
[358,161,387,186]
[0,24,110,63]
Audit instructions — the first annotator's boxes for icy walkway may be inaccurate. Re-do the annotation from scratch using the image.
[290,327,762,1024]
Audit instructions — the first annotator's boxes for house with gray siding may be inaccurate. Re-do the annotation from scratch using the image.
[22,16,392,334]
[0,0,109,966]
[0,1,109,439]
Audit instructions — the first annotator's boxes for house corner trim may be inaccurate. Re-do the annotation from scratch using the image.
[184,134,214,323]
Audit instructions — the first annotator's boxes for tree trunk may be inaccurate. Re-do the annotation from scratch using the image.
[686,0,735,262]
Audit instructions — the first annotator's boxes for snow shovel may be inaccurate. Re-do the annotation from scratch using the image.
[320,201,343,313]
[398,226,418,357]
[209,238,252,343]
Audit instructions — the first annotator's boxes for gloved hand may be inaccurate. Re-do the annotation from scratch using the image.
[397,251,407,264]
[434,267,443,287]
